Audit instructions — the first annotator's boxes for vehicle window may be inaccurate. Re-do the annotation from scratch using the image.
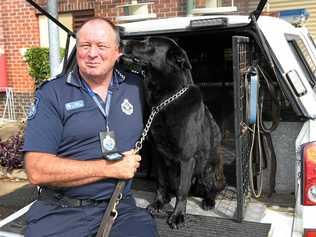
[286,34,316,88]
[307,33,316,52]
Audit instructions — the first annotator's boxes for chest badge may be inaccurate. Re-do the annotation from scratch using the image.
[121,99,133,115]
[102,135,116,151]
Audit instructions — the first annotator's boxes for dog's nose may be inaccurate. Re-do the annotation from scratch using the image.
[121,40,132,55]
[121,40,128,47]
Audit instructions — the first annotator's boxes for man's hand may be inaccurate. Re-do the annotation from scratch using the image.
[106,149,141,179]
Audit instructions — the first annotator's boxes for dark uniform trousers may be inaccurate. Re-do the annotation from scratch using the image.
[25,195,159,237]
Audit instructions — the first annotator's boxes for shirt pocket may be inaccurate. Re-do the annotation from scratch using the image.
[62,106,105,140]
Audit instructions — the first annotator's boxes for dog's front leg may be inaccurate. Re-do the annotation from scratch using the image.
[147,159,170,214]
[168,158,195,229]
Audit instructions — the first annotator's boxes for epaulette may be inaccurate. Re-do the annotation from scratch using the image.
[114,68,126,82]
[36,74,62,90]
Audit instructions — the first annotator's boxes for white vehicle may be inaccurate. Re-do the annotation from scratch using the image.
[298,26,316,60]
[1,0,316,236]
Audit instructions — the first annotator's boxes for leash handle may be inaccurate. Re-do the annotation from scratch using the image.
[96,136,142,237]
[96,180,126,237]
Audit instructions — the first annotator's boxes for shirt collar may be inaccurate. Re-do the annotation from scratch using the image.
[66,65,127,90]
[66,66,82,88]
[110,68,126,91]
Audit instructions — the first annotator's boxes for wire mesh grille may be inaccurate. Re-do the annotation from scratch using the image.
[233,36,252,222]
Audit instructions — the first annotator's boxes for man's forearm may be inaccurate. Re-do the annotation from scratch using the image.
[25,150,139,188]
[51,176,105,187]
[25,152,109,187]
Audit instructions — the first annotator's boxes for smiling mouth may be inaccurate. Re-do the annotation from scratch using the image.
[86,62,100,67]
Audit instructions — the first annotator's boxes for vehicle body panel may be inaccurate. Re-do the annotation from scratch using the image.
[295,119,316,235]
[258,16,316,118]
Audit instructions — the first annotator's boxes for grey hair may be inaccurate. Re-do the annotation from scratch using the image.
[76,17,120,47]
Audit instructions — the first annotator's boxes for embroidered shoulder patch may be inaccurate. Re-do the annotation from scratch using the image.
[27,97,39,120]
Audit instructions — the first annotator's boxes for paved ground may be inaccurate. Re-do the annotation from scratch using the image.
[0,176,296,237]
[0,121,21,142]
[0,120,30,220]
[0,178,34,220]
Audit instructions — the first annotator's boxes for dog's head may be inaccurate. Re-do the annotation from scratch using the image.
[123,37,192,71]
[122,37,193,104]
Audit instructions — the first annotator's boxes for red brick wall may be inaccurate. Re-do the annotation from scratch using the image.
[93,0,186,22]
[0,9,4,51]
[0,91,34,119]
[195,0,205,8]
[153,0,186,18]
[0,0,39,119]
[92,0,125,21]
[36,0,96,13]
[1,0,39,93]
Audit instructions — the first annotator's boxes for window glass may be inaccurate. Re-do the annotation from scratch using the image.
[39,14,74,48]
[287,36,316,88]
[307,33,316,53]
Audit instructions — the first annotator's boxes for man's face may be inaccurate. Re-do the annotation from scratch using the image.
[76,21,120,80]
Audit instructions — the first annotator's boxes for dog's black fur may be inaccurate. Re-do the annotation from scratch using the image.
[123,37,225,228]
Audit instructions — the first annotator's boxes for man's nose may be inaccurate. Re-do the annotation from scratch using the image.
[87,46,98,57]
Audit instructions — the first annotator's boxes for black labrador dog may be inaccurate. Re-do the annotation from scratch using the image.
[123,37,225,228]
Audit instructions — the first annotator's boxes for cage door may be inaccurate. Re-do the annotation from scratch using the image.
[232,36,252,222]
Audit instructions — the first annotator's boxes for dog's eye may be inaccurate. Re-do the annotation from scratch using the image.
[147,45,155,54]
[133,57,140,63]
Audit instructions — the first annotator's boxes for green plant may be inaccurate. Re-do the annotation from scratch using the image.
[24,47,65,86]
[0,130,24,171]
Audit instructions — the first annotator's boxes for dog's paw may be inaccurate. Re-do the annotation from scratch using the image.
[202,199,216,210]
[167,213,185,229]
[147,201,164,214]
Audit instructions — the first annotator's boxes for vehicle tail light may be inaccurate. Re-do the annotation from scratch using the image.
[303,142,316,205]
[304,229,316,237]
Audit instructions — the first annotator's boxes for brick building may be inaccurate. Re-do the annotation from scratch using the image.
[0,0,39,119]
[0,0,189,119]
[1,0,313,119]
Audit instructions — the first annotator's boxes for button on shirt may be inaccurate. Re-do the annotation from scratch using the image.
[23,66,144,200]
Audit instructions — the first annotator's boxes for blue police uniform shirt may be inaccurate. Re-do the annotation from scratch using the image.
[23,66,144,200]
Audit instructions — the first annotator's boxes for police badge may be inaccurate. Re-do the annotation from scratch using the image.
[121,99,133,115]
[103,134,115,151]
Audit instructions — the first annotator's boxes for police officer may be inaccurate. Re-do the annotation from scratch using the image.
[23,17,158,237]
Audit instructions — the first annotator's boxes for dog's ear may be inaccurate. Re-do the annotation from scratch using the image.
[176,49,192,70]
[168,46,192,70]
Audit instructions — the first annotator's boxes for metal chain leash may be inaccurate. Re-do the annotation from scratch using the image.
[134,87,189,153]
[97,86,189,237]
[111,193,123,220]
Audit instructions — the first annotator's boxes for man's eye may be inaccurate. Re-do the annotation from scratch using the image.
[80,45,90,50]
[98,45,109,50]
